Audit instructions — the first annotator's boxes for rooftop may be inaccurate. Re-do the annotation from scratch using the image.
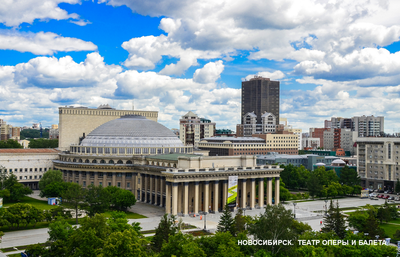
[0,149,59,154]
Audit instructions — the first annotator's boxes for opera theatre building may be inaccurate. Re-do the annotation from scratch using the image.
[54,108,282,216]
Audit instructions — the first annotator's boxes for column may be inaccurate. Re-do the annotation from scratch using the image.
[194,182,199,214]
[267,178,272,205]
[165,181,171,214]
[183,182,189,216]
[143,174,148,203]
[275,178,280,205]
[172,182,178,215]
[213,181,219,213]
[78,171,83,185]
[204,181,210,212]
[102,173,107,188]
[258,178,264,208]
[241,179,247,208]
[250,178,255,209]
[154,176,159,205]
[149,175,153,204]
[222,180,228,208]
[122,173,126,189]
[112,172,116,187]
[159,177,164,207]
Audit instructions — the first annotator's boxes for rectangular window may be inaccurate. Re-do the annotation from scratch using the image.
[112,148,117,154]
[35,168,37,172]
[138,178,141,184]
[127,182,130,188]
[83,181,86,186]
[34,175,37,179]
[150,148,156,154]
[29,176,32,179]
[134,148,141,154]
[143,148,149,154]
[108,182,112,186]
[39,168,42,171]
[99,182,103,186]
[30,168,32,172]
[44,168,47,171]
[105,148,110,154]
[127,148,133,154]
[20,168,22,172]
[92,147,96,154]
[14,168,17,172]
[20,176,22,179]
[117,182,121,188]
[98,148,103,154]
[39,175,42,179]
[119,148,125,154]
[86,147,90,154]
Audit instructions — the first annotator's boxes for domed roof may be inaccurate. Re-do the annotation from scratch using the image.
[80,115,184,147]
[331,159,346,164]
[315,162,326,166]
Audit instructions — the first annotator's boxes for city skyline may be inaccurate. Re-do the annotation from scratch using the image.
[1,0,400,133]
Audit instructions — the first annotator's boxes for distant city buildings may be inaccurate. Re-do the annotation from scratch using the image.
[325,115,384,137]
[236,112,276,137]
[49,124,59,139]
[179,111,215,147]
[0,119,20,141]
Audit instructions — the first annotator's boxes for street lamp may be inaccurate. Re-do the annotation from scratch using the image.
[324,200,328,215]
[293,202,297,219]
[202,212,208,231]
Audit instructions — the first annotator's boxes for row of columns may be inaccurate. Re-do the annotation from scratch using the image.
[140,174,165,206]
[164,177,280,216]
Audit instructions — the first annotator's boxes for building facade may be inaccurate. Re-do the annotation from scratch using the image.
[54,115,282,215]
[179,111,215,147]
[198,134,298,156]
[236,112,276,137]
[58,104,158,150]
[356,137,400,191]
[323,128,356,153]
[241,77,279,125]
[0,149,59,189]
[302,137,320,149]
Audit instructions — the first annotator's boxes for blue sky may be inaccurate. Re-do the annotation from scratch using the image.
[1,0,400,134]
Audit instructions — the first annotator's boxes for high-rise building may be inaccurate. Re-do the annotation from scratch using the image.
[328,115,384,137]
[179,111,215,147]
[241,76,280,125]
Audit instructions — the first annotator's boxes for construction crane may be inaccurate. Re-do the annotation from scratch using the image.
[40,122,43,138]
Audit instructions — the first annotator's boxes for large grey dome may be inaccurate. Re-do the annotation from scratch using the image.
[80,115,183,147]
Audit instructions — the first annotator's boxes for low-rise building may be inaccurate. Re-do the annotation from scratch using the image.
[0,149,59,189]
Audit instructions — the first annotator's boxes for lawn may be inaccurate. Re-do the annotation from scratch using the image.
[380,222,400,238]
[3,196,59,210]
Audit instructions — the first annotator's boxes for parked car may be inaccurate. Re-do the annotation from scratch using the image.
[370,193,377,198]
[395,197,400,201]
[388,196,395,201]
[383,195,390,199]
[377,194,383,198]
[388,190,394,194]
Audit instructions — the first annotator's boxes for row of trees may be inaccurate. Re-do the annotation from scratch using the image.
[0,139,23,148]
[280,164,362,199]
[0,204,71,229]
[0,167,32,203]
[28,138,58,148]
[20,128,50,139]
[39,170,137,224]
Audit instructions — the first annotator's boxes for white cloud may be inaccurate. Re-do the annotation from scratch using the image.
[244,70,285,81]
[0,0,85,27]
[0,31,97,55]
[193,61,224,84]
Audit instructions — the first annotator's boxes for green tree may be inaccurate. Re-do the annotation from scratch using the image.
[364,209,385,239]
[83,184,111,217]
[104,186,136,211]
[197,232,248,257]
[217,204,235,235]
[160,233,206,257]
[395,179,400,194]
[377,203,391,223]
[99,229,148,257]
[348,210,368,232]
[339,166,360,187]
[39,169,63,190]
[307,174,322,199]
[248,204,297,256]
[61,183,86,224]
[234,208,247,235]
[28,138,58,148]
[40,181,68,198]
[106,211,132,232]
[20,128,49,139]
[321,200,346,238]
[2,174,32,202]
[151,214,177,252]
[0,139,23,148]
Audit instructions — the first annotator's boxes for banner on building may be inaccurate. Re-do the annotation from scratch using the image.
[227,176,238,207]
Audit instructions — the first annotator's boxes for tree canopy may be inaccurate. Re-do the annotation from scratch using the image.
[39,169,63,190]
[0,139,23,148]
[28,138,58,148]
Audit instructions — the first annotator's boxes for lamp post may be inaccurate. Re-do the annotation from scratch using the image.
[324,199,328,215]
[293,202,297,219]
[203,212,208,230]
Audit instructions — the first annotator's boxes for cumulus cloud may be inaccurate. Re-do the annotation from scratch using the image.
[0,31,97,55]
[193,61,224,84]
[244,70,285,81]
[0,0,86,27]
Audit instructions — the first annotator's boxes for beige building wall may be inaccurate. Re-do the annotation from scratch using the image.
[58,106,158,150]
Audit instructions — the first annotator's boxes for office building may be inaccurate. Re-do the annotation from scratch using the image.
[241,76,279,125]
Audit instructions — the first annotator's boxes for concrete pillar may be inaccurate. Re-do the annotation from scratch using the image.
[204,181,210,213]
[258,178,264,208]
[159,177,164,207]
[78,171,83,185]
[275,178,280,205]
[154,176,159,205]
[241,179,247,208]
[267,178,272,205]
[183,182,189,215]
[250,178,255,209]
[94,172,98,186]
[102,173,107,188]
[194,182,199,215]
[172,182,178,215]
[213,181,219,213]
[165,181,171,214]
[222,180,228,208]
[112,172,116,187]
[149,175,153,204]
[122,173,126,189]
[142,174,149,203]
